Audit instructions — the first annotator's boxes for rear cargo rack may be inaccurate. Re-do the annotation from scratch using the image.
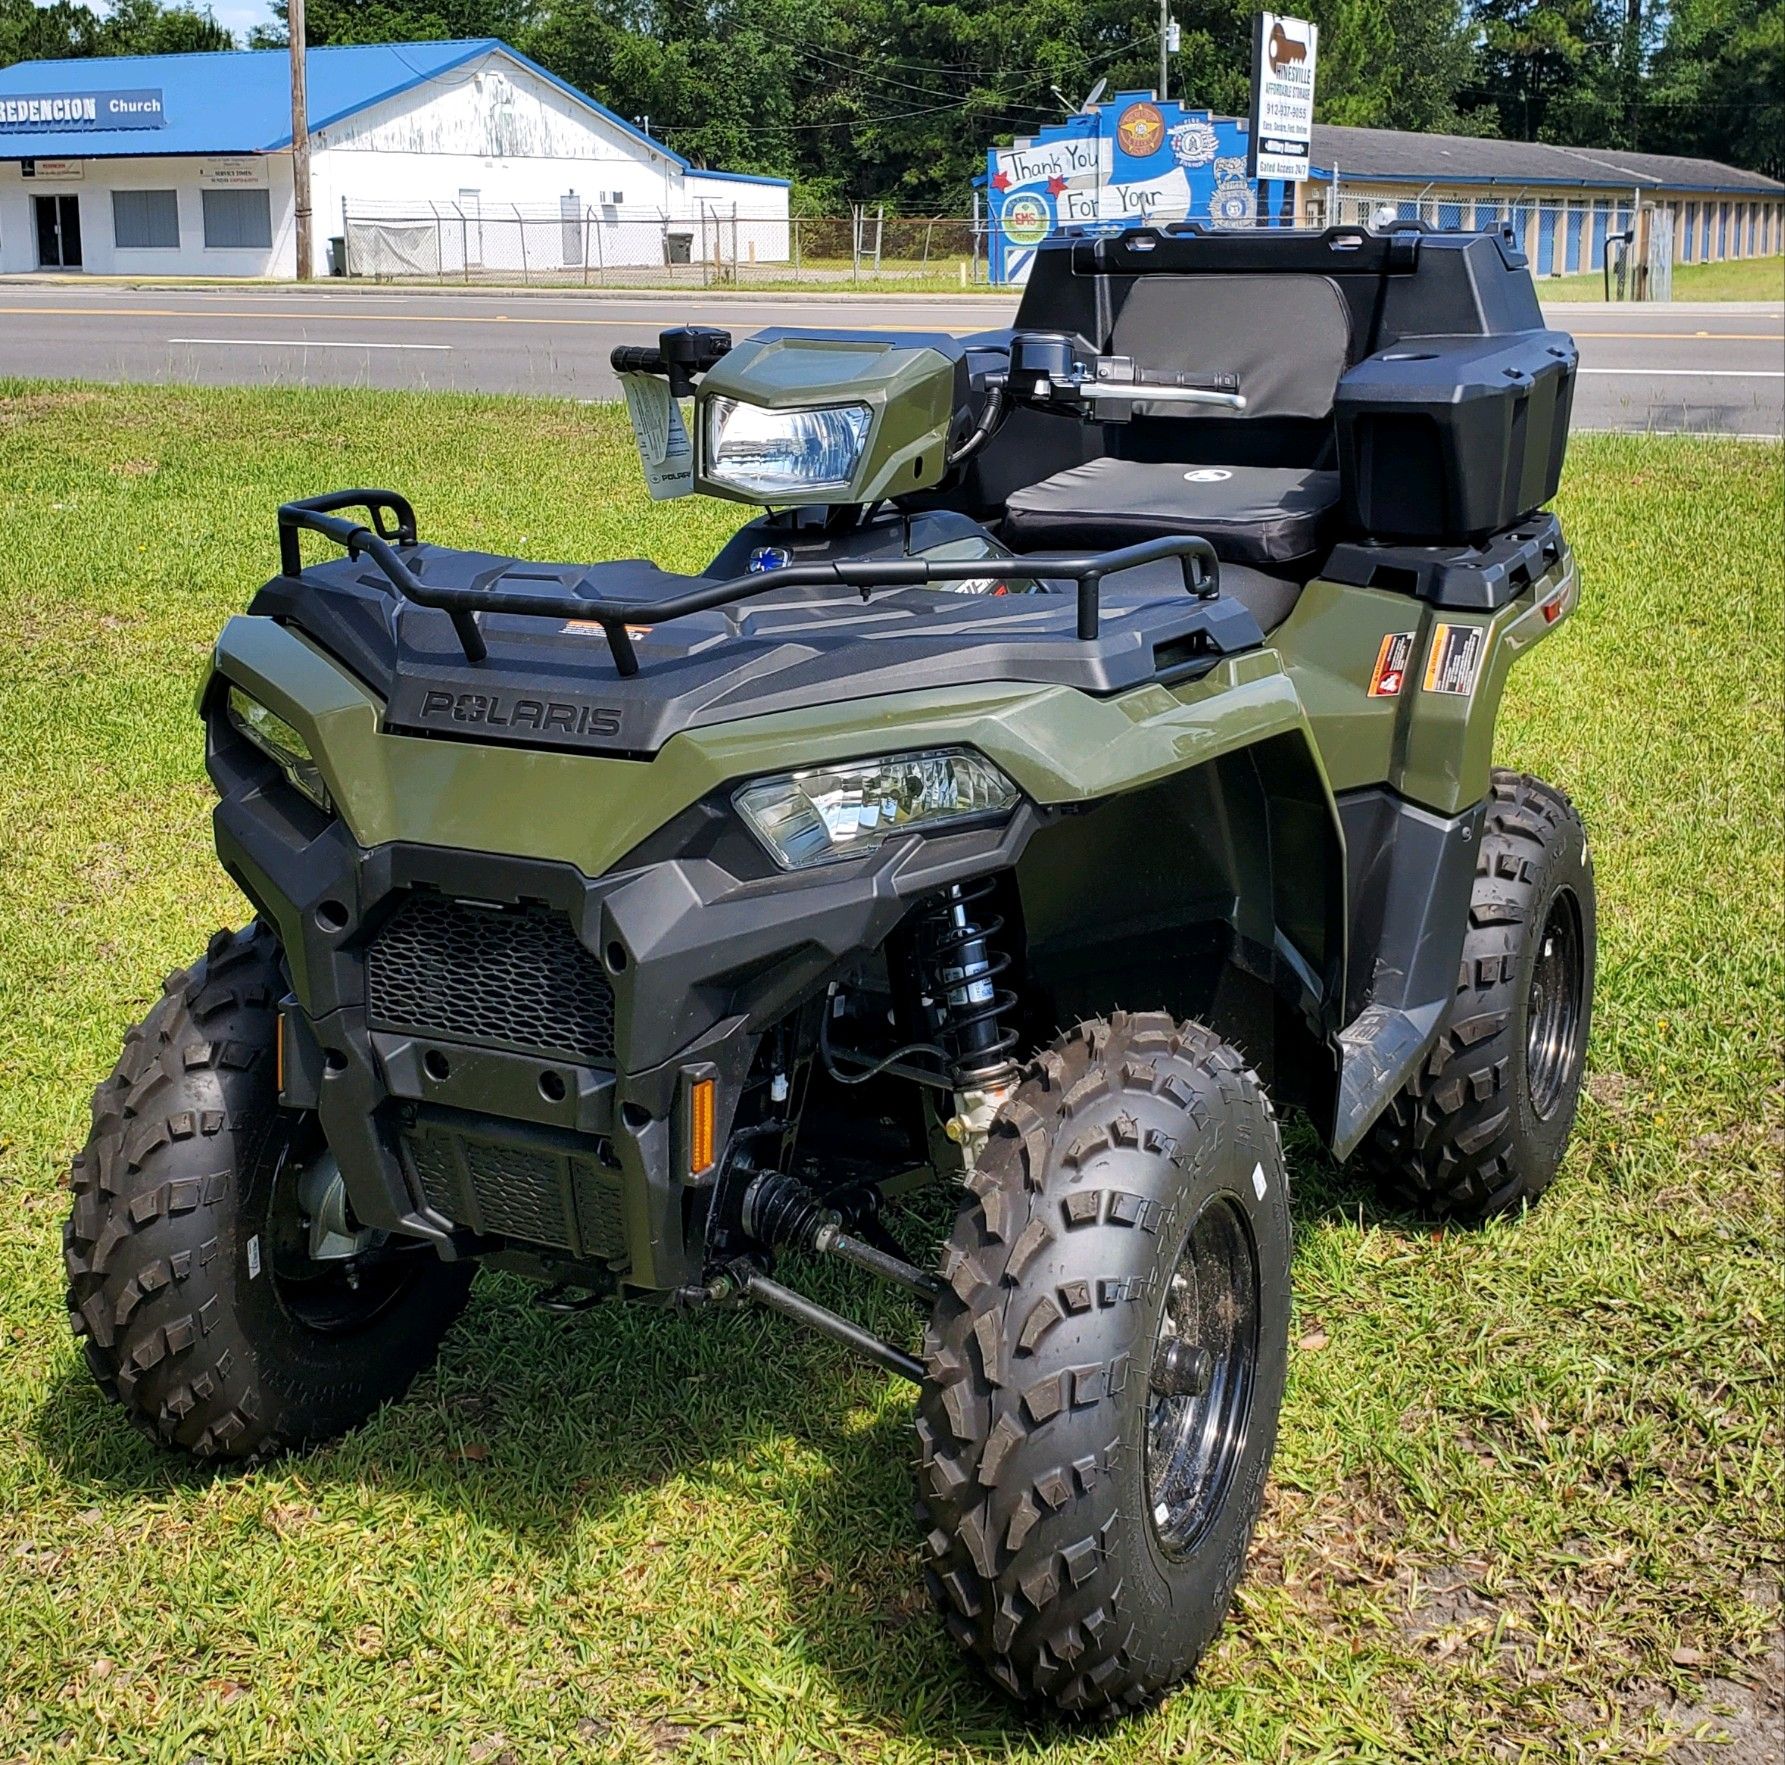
[276,490,1219,678]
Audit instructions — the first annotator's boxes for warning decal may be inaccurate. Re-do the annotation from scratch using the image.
[1368,631,1415,697]
[1423,623,1487,696]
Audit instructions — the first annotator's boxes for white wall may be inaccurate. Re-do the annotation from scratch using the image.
[312,50,786,275]
[310,46,681,270]
[0,153,296,275]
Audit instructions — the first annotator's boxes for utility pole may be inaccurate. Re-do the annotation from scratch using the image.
[1158,0,1170,101]
[289,0,312,279]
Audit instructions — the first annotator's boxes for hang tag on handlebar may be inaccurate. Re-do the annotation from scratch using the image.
[618,370,694,500]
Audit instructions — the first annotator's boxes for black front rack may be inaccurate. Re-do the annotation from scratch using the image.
[277,490,1220,678]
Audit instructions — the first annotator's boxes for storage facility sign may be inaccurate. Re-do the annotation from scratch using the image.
[983,96,1284,285]
[1247,13,1318,181]
[0,89,167,131]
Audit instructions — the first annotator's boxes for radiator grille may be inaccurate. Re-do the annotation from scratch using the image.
[366,893,616,1066]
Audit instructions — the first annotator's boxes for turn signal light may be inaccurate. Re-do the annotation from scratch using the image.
[689,1077,717,1178]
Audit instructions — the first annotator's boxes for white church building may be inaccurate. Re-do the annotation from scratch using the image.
[0,39,790,279]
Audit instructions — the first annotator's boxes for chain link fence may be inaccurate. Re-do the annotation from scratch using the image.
[342,202,987,288]
[341,191,1760,297]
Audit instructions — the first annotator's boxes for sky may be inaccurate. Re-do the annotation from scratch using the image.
[212,0,273,33]
[30,0,276,45]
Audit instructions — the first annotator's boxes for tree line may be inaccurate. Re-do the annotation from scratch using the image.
[4,0,1780,209]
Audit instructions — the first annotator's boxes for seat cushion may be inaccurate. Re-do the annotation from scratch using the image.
[1005,458,1341,565]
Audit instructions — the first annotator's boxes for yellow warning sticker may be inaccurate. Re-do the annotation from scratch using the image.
[1368,631,1415,697]
[1423,623,1487,696]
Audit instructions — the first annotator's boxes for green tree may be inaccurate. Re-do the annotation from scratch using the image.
[1647,0,1783,176]
[3,0,232,67]
[100,0,234,53]
[1,0,101,65]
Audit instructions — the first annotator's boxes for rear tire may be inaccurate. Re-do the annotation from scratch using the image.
[64,924,475,1460]
[1360,769,1596,1220]
[916,1013,1291,1715]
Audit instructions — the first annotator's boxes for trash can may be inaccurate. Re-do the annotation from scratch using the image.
[327,235,347,277]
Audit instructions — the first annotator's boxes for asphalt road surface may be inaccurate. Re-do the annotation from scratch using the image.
[0,282,1779,436]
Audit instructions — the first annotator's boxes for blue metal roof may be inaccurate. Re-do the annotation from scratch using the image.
[686,168,791,188]
[0,39,690,167]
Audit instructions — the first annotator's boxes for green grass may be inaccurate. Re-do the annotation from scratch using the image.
[1539,252,1784,303]
[1,386,1780,1763]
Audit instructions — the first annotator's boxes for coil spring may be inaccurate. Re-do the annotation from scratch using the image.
[918,877,1019,1085]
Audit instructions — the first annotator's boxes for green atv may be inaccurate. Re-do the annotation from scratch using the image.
[67,221,1594,1716]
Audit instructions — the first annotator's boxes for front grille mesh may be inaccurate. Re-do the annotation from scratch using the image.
[463,1139,565,1245]
[366,893,616,1065]
[402,1121,629,1262]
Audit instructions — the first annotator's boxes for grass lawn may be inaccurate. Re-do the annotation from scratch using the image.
[1539,253,1784,303]
[0,386,1780,1764]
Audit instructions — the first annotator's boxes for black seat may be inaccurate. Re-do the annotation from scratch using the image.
[1004,271,1353,568]
[1006,459,1340,566]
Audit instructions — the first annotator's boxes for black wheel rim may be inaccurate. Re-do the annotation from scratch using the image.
[1144,1195,1260,1559]
[1526,887,1585,1120]
[264,1119,424,1334]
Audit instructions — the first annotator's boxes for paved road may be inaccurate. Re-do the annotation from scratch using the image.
[0,282,1779,436]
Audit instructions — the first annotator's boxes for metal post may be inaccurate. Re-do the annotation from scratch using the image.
[1158,0,1170,101]
[515,203,528,283]
[288,0,312,279]
[874,203,883,272]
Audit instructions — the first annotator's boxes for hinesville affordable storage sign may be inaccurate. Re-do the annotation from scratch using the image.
[1247,13,1318,183]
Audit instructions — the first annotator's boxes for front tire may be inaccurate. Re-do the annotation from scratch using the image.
[64,924,475,1460]
[1360,769,1596,1220]
[916,1013,1291,1716]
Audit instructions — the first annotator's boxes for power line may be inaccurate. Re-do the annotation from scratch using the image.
[654,31,1150,136]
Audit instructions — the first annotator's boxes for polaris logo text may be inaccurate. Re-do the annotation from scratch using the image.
[418,690,622,737]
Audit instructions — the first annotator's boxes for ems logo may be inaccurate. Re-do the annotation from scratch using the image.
[1000,192,1052,248]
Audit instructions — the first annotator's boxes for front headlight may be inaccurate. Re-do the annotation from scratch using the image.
[225,685,332,812]
[704,397,872,497]
[734,749,1020,870]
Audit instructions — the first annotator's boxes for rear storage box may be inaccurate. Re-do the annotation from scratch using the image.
[1333,332,1577,543]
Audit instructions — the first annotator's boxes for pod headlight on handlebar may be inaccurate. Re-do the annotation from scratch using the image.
[734,750,1021,870]
[704,398,874,499]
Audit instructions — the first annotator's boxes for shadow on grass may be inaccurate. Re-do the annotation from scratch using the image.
[30,1253,1064,1746]
[29,1134,1426,1745]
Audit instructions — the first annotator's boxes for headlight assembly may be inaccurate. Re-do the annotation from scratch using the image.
[704,397,873,498]
[734,749,1020,870]
[225,686,332,812]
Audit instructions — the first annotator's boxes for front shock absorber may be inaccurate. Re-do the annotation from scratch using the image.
[916,879,1019,1164]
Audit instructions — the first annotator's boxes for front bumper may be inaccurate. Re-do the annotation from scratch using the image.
[208,694,1031,1294]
